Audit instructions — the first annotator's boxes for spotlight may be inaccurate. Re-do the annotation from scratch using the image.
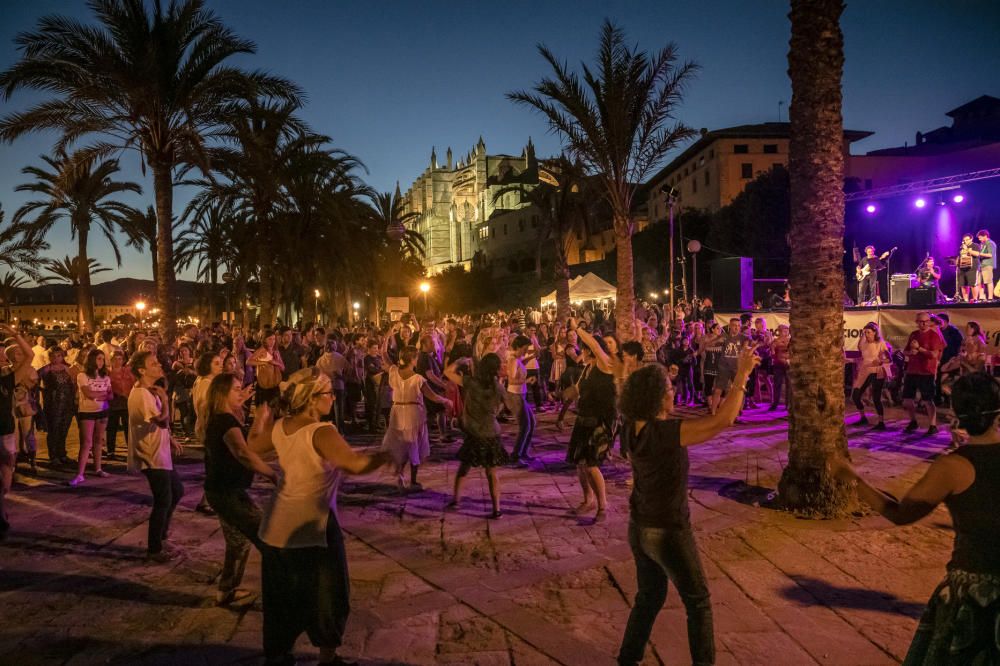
[953,194,965,204]
[914,197,927,209]
[865,203,877,214]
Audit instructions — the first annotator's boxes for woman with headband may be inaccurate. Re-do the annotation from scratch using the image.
[832,372,1000,664]
[250,366,391,666]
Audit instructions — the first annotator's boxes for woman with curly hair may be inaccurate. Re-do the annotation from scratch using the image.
[444,353,507,518]
[832,372,1000,665]
[250,367,391,666]
[617,343,758,666]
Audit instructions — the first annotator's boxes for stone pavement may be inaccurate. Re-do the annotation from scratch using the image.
[0,402,956,665]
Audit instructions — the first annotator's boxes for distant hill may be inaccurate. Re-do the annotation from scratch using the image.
[14,277,207,306]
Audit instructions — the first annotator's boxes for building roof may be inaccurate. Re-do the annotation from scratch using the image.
[945,95,1000,118]
[644,122,874,189]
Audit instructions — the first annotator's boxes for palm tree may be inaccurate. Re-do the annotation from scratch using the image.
[14,150,140,332]
[0,272,29,323]
[776,0,854,516]
[509,20,699,339]
[39,256,112,329]
[176,199,237,323]
[364,188,425,320]
[492,157,594,320]
[122,206,182,284]
[0,204,49,280]
[0,0,301,338]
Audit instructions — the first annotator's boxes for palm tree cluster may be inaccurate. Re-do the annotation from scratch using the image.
[0,0,423,332]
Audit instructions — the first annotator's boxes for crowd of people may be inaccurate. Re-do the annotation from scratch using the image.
[0,297,996,665]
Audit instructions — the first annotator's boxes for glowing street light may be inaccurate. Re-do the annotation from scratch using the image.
[419,281,430,313]
[313,289,320,323]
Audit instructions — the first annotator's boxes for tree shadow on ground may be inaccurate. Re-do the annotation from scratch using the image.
[0,570,205,607]
[0,531,146,561]
[783,575,926,617]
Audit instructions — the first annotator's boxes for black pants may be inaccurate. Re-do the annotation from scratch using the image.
[141,469,184,554]
[106,408,127,456]
[852,373,885,416]
[262,511,350,661]
[206,488,263,594]
[363,379,380,431]
[770,363,790,409]
[861,274,879,303]
[618,522,714,666]
[526,369,544,407]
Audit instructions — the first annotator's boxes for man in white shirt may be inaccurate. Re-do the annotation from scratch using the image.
[30,336,49,370]
[97,329,121,361]
[128,350,184,562]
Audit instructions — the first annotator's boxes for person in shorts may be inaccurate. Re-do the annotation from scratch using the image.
[902,312,945,436]
[711,319,747,407]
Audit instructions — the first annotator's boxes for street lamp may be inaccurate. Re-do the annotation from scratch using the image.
[352,301,360,325]
[135,300,146,328]
[419,281,430,314]
[313,289,320,323]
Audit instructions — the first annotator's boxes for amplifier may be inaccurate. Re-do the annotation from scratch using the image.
[907,286,936,306]
[890,274,917,305]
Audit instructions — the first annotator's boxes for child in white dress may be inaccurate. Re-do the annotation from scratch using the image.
[380,342,451,490]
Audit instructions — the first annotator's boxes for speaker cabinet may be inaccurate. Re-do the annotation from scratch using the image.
[710,257,753,311]
[907,286,936,306]
[890,274,916,305]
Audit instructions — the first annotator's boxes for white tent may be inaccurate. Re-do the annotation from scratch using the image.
[540,272,616,307]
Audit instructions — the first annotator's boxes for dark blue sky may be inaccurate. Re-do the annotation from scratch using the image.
[1,0,998,281]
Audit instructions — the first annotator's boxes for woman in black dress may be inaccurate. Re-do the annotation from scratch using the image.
[445,353,507,518]
[565,319,617,522]
[833,372,1000,665]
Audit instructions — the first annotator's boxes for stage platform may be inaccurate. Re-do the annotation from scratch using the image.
[717,301,1000,349]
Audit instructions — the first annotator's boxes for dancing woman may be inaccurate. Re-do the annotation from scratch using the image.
[832,372,1000,665]
[851,322,892,430]
[250,367,391,666]
[445,353,507,518]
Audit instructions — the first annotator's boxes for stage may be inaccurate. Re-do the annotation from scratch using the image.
[718,301,1000,350]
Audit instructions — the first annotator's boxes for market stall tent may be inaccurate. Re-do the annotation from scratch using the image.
[540,272,616,307]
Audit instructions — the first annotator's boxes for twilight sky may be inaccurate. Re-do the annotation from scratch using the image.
[0,0,997,281]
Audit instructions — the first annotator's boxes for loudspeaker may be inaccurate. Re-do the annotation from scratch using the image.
[890,274,916,305]
[710,257,753,311]
[907,287,936,306]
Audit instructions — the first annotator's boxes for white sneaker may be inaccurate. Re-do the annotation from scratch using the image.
[68,475,86,487]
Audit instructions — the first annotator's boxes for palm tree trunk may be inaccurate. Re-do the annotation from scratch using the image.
[777,0,854,516]
[208,262,218,323]
[613,218,636,341]
[152,163,176,339]
[76,224,95,332]
[554,250,572,322]
[259,264,274,328]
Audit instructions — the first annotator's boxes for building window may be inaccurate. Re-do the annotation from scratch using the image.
[503,224,508,236]
[741,163,753,179]
[763,144,778,154]
[709,149,714,159]
[518,219,525,232]
[531,215,538,228]
[704,171,710,186]
[734,144,749,154]
[491,227,496,238]
[692,177,697,193]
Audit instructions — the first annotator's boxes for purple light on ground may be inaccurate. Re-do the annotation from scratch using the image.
[953,194,965,203]
[915,197,927,208]
[865,203,877,214]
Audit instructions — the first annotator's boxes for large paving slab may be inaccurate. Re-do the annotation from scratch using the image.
[0,401,953,664]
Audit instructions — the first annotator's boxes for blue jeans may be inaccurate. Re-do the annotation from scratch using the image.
[618,522,714,665]
[508,393,535,459]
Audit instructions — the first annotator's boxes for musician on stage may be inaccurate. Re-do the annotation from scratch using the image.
[857,245,888,305]
[917,256,944,303]
[957,233,980,302]
[974,229,995,301]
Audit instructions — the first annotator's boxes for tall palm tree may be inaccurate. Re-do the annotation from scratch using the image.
[509,20,698,339]
[364,188,425,319]
[0,272,29,323]
[176,199,237,323]
[39,256,112,329]
[0,204,49,280]
[122,206,182,284]
[14,150,140,331]
[0,0,301,338]
[492,157,594,320]
[776,0,853,516]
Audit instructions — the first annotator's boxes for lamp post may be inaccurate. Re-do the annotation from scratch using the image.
[419,281,430,314]
[313,289,320,324]
[352,301,360,326]
[135,300,146,328]
[660,185,679,320]
[687,239,702,303]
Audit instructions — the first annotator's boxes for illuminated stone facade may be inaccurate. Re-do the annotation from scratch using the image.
[402,137,540,275]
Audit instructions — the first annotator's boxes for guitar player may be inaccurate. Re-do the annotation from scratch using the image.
[857,245,890,305]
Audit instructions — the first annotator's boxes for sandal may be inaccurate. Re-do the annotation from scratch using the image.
[95,470,111,478]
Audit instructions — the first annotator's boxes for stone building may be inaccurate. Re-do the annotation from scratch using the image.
[402,137,541,275]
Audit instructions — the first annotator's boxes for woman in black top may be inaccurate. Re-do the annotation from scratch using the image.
[565,321,617,522]
[833,372,1000,665]
[617,343,758,666]
[204,372,277,605]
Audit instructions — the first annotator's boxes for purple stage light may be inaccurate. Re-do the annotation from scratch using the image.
[865,203,877,214]
[915,197,927,209]
[953,194,965,204]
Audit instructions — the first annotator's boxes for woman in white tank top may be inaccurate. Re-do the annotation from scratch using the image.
[249,367,390,666]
